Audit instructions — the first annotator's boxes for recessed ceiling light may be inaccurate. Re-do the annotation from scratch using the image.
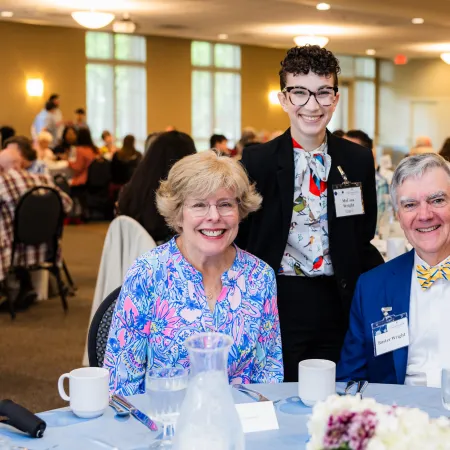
[218,33,228,40]
[1,11,14,18]
[316,3,331,10]
[412,18,424,24]
[366,49,376,56]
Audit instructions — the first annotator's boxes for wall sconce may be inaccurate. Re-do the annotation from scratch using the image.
[26,78,44,97]
[268,90,280,105]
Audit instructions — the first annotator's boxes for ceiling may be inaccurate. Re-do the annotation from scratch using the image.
[2,0,450,58]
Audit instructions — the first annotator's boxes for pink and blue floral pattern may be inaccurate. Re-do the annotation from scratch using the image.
[104,238,283,395]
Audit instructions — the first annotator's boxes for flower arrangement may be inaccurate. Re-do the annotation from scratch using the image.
[307,394,450,450]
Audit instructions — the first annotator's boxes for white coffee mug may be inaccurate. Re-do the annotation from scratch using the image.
[58,367,109,418]
[298,359,336,407]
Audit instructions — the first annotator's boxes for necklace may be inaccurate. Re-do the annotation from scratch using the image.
[206,291,214,302]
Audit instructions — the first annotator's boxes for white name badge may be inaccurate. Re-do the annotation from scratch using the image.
[333,182,365,217]
[371,313,409,357]
[235,401,279,433]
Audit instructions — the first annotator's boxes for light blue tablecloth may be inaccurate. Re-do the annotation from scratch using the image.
[0,383,447,450]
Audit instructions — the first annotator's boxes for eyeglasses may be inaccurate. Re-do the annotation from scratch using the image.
[282,86,338,107]
[184,199,239,217]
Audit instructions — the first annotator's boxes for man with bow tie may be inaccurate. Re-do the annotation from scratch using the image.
[236,45,383,381]
[337,153,450,387]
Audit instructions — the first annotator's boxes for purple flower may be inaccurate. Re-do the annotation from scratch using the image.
[323,410,378,450]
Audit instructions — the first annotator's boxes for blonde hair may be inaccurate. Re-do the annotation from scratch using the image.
[156,150,262,233]
[37,130,53,145]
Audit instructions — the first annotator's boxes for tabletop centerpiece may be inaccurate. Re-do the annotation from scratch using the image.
[307,394,450,450]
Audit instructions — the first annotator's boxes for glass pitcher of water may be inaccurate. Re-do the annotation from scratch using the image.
[173,332,245,450]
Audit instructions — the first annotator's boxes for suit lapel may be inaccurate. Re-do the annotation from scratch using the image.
[277,129,295,242]
[326,131,345,224]
[387,250,414,384]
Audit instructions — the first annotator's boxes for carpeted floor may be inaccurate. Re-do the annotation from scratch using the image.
[0,222,108,413]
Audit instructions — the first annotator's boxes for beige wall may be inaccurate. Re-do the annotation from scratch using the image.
[0,22,290,139]
[146,36,192,133]
[241,44,289,133]
[0,23,86,136]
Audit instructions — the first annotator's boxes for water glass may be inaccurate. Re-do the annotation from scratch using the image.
[442,368,450,410]
[146,367,189,449]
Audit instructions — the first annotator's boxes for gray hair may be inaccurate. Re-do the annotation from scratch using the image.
[390,153,450,210]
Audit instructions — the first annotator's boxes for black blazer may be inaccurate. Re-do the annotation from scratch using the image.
[236,128,384,311]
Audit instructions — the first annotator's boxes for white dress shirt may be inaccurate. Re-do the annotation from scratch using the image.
[405,252,450,388]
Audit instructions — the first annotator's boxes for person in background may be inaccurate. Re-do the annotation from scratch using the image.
[410,136,435,156]
[53,126,78,160]
[344,129,390,224]
[210,134,230,155]
[338,154,450,387]
[236,45,383,382]
[48,94,64,143]
[118,131,196,243]
[234,127,259,159]
[0,146,21,172]
[73,108,89,131]
[4,136,48,175]
[110,135,142,203]
[439,137,450,162]
[0,147,72,303]
[36,131,56,163]
[32,101,59,146]
[69,128,98,186]
[0,126,15,148]
[105,151,283,395]
[143,132,160,155]
[99,130,117,157]
[332,129,345,138]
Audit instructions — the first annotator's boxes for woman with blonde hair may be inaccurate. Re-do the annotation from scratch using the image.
[105,150,283,395]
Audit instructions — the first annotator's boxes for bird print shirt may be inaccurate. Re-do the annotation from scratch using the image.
[104,237,284,395]
[280,138,334,277]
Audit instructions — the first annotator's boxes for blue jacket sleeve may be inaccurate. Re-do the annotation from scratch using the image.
[336,276,369,381]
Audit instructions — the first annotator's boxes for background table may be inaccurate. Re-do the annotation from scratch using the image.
[0,383,448,450]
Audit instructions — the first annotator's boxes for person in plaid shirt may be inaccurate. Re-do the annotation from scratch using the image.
[0,147,73,283]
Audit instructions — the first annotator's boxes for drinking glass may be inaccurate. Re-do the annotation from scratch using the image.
[442,368,450,410]
[146,367,189,449]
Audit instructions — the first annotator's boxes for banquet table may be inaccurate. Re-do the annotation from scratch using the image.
[0,382,448,450]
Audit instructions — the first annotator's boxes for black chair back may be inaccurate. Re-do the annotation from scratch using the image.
[13,186,63,252]
[87,286,122,367]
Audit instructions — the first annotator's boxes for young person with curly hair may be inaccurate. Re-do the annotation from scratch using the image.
[236,45,383,381]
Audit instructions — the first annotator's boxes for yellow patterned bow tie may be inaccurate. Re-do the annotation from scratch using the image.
[416,261,450,290]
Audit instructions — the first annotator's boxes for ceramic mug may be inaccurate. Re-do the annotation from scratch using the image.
[298,359,336,407]
[58,367,109,418]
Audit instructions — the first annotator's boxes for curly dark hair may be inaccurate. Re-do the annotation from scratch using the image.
[279,45,341,90]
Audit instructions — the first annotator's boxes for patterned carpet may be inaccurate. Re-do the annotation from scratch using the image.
[0,222,108,413]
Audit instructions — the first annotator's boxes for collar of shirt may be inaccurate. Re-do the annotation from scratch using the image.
[415,251,450,269]
[170,237,243,286]
[292,137,328,155]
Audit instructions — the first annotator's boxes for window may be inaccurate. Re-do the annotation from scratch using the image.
[86,32,147,150]
[191,41,241,151]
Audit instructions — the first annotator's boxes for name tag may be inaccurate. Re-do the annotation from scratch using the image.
[371,313,409,356]
[235,402,279,433]
[333,182,364,217]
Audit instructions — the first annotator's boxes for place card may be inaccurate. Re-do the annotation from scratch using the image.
[235,401,279,433]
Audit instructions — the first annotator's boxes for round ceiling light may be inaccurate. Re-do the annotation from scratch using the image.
[441,53,450,64]
[366,49,376,56]
[411,18,424,25]
[71,11,115,29]
[294,35,329,48]
[316,3,331,10]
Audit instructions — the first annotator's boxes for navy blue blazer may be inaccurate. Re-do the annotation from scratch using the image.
[337,250,415,384]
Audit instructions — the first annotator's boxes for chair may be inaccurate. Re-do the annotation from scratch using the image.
[87,286,122,367]
[86,158,113,220]
[7,186,68,318]
[53,174,77,292]
[82,216,156,365]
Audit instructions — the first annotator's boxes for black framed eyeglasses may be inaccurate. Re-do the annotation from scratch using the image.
[281,86,339,107]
